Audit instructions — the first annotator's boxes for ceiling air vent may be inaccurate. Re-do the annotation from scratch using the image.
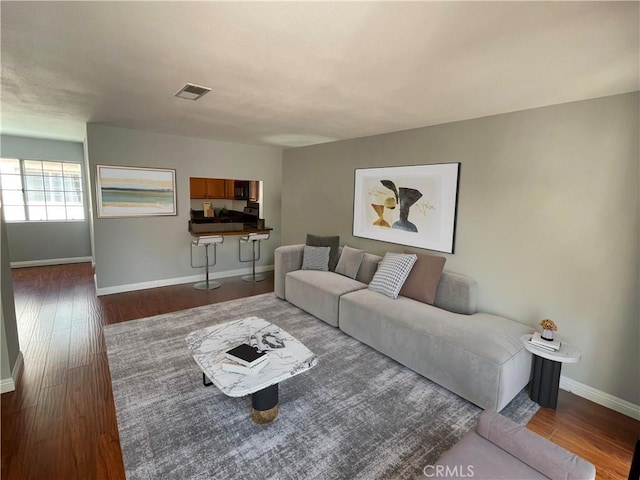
[174,83,212,101]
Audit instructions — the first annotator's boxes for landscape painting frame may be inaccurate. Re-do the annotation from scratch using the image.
[352,163,460,253]
[96,165,177,218]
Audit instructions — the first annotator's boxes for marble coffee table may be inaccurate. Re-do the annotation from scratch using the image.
[186,316,317,423]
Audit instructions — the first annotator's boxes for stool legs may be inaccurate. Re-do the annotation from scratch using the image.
[240,239,265,282]
[192,243,221,290]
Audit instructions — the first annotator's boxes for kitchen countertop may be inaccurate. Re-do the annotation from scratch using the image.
[190,227,273,237]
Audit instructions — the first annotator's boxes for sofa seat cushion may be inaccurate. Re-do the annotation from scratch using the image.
[285,270,367,327]
[338,288,533,411]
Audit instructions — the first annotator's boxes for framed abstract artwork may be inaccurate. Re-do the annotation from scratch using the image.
[96,165,177,218]
[352,163,460,253]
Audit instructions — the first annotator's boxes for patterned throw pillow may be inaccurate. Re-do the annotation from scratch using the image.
[306,234,340,271]
[302,245,331,271]
[368,252,418,299]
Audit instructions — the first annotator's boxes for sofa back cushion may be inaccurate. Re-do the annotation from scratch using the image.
[433,271,478,315]
[342,247,476,315]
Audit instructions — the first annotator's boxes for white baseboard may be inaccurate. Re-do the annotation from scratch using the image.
[95,265,274,296]
[11,256,93,268]
[0,351,23,394]
[0,378,15,394]
[560,375,640,420]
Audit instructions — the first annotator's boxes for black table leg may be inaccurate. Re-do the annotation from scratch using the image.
[251,384,279,424]
[530,355,562,409]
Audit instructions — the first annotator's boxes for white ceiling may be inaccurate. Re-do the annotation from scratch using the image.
[1,1,638,148]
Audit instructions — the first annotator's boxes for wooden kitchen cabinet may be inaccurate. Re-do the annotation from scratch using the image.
[206,179,226,198]
[190,177,226,199]
[225,179,235,199]
[190,177,260,200]
[190,177,207,198]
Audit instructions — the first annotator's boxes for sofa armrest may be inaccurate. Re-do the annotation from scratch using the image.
[274,245,305,299]
[476,410,596,480]
[434,271,478,315]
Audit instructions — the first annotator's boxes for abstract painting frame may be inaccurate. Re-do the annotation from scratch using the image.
[353,163,460,253]
[96,165,177,218]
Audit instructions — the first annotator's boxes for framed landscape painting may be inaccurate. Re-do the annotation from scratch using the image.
[96,165,177,218]
[352,163,460,253]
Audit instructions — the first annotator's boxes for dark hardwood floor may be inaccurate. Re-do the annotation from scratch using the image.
[2,263,274,480]
[2,263,638,479]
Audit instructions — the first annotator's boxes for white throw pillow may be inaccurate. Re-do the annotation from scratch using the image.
[368,252,418,299]
[302,245,331,271]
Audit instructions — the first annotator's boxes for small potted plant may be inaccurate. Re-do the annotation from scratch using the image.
[539,319,557,341]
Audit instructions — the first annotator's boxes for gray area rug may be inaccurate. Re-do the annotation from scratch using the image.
[104,293,539,480]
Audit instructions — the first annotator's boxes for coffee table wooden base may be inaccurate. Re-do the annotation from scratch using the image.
[252,405,279,424]
[251,383,279,424]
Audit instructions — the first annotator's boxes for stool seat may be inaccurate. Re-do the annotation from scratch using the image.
[239,232,270,282]
[193,235,224,246]
[241,232,270,242]
[191,235,224,290]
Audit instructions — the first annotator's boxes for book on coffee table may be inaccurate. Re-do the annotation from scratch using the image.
[225,343,267,367]
[221,358,269,376]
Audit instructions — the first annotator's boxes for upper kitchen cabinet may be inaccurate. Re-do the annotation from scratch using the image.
[189,177,207,198]
[189,177,260,201]
[189,178,226,199]
[225,179,235,200]
[207,178,226,198]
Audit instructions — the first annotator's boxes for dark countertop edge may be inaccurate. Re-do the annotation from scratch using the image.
[190,228,273,237]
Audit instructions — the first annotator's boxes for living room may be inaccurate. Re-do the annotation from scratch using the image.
[1,2,638,479]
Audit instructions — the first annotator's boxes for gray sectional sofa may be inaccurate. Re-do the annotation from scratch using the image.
[275,244,534,411]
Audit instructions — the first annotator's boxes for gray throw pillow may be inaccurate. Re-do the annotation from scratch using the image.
[306,234,340,271]
[335,246,366,279]
[368,252,418,299]
[302,245,330,271]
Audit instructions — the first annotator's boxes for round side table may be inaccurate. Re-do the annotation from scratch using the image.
[521,334,581,409]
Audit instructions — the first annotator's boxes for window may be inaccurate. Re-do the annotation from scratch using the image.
[0,158,85,221]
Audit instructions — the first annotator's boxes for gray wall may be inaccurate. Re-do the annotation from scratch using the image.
[0,135,92,263]
[282,92,639,405]
[1,207,21,385]
[86,124,282,290]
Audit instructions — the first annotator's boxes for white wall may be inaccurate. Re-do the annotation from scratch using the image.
[282,93,639,407]
[86,124,282,291]
[0,135,92,263]
[0,207,21,391]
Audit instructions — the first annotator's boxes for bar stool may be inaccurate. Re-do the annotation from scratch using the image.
[239,232,270,282]
[190,235,224,290]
